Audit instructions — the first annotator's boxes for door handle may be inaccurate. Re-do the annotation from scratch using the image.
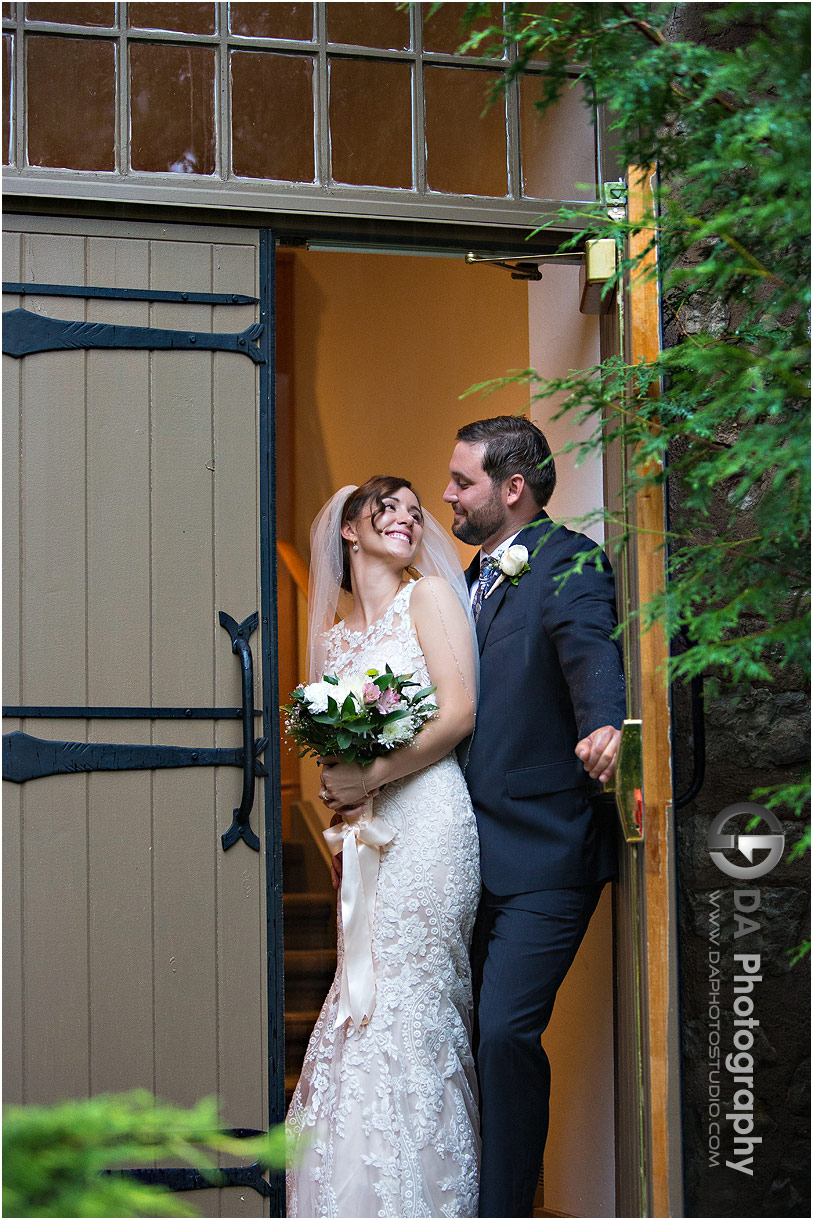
[219,612,263,852]
[604,719,644,843]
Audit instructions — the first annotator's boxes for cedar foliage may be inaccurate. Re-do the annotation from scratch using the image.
[2,1091,286,1218]
[456,1,810,827]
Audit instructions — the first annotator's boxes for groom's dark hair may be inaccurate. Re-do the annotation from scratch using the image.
[457,416,556,507]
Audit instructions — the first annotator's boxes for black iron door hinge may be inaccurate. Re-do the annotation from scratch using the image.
[2,612,266,853]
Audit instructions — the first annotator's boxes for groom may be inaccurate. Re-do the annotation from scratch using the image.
[444,416,626,1218]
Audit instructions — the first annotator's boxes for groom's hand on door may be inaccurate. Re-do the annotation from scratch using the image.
[575,725,621,784]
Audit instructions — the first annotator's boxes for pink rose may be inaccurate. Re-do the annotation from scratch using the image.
[362,680,380,705]
[376,687,402,714]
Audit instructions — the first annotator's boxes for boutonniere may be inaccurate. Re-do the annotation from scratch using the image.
[485,544,531,599]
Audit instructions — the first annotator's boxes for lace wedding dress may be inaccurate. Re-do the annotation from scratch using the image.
[287,581,481,1218]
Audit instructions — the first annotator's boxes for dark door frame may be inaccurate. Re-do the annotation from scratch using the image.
[258,229,286,1215]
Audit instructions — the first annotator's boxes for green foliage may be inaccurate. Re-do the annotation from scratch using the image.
[2,1091,287,1218]
[455,2,810,817]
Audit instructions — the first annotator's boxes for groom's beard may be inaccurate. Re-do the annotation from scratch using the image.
[451,486,506,547]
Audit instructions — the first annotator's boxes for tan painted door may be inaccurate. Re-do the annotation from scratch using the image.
[2,215,282,1216]
[602,171,683,1217]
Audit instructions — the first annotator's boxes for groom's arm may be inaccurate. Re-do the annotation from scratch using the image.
[538,538,626,777]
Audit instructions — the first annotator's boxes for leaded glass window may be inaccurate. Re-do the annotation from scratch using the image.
[3,3,599,227]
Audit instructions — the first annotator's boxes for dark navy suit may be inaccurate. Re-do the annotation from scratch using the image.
[465,513,626,1217]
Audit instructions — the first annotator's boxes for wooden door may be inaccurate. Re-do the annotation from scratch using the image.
[2,215,284,1216]
[602,172,683,1217]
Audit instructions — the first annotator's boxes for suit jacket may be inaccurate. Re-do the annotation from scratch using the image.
[465,513,626,894]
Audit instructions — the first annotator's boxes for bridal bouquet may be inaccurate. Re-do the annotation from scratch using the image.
[283,666,438,765]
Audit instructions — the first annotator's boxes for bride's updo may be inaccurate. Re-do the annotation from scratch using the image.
[340,475,421,592]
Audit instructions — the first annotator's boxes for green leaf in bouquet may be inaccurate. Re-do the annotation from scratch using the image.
[337,730,352,749]
[323,675,339,685]
[341,694,357,716]
[409,685,437,702]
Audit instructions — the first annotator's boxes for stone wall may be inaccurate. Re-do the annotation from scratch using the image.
[664,6,810,1216]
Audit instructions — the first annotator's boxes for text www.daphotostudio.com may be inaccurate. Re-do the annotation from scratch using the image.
[705,803,786,1176]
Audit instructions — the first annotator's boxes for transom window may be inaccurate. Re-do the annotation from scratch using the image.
[2,2,599,227]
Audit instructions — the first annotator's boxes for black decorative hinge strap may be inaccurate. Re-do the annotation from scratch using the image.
[1,731,269,785]
[2,308,265,363]
[103,1162,272,1198]
[100,1127,273,1198]
[3,281,259,305]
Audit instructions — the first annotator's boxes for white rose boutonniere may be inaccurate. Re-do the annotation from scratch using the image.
[484,544,531,600]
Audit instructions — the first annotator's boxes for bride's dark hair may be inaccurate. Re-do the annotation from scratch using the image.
[340,475,422,592]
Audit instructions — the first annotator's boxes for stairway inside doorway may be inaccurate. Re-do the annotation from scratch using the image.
[283,803,337,1102]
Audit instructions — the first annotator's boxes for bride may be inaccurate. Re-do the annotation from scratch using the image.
[286,476,481,1218]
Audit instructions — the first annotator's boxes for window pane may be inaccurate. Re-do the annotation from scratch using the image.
[27,34,115,170]
[425,66,506,197]
[25,3,116,25]
[3,33,12,165]
[521,77,597,200]
[421,2,502,56]
[327,2,409,50]
[229,3,314,41]
[130,42,216,174]
[129,3,215,35]
[231,51,314,182]
[330,58,411,188]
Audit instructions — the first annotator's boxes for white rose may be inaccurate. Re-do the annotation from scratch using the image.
[301,681,331,712]
[500,544,529,577]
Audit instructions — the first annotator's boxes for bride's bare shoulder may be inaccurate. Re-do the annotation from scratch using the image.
[408,575,467,620]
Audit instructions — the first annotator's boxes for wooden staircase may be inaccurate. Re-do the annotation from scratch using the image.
[283,804,338,1103]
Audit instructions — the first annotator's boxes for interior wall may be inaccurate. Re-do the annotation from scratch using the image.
[528,264,605,542]
[290,247,615,1218]
[290,247,531,821]
[290,247,530,562]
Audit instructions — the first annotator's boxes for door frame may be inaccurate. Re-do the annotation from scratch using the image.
[257,229,286,1213]
[2,198,682,1217]
[602,168,683,1218]
[625,169,684,1219]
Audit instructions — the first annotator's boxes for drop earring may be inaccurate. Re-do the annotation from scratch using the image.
[352,542,359,552]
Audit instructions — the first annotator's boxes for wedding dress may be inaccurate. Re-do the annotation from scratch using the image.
[287,581,481,1218]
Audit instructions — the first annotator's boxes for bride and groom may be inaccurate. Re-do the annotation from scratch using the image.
[287,415,626,1218]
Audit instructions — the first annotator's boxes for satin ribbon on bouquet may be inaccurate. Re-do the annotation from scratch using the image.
[323,803,397,1031]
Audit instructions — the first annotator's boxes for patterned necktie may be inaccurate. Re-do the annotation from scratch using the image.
[472,556,500,622]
